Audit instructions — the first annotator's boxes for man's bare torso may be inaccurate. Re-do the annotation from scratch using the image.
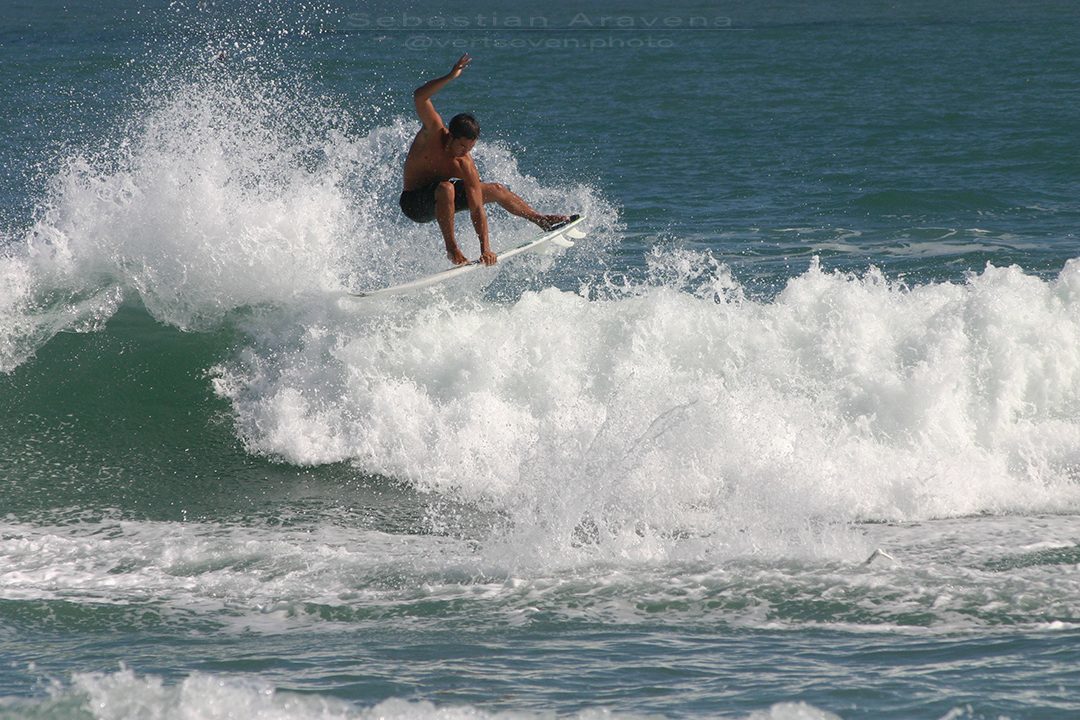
[403,127,467,191]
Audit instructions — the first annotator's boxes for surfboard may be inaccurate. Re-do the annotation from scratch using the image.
[347,214,586,299]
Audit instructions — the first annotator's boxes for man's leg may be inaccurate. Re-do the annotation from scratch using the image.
[435,181,468,265]
[481,183,569,231]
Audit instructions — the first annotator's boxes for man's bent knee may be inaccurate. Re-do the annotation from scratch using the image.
[435,179,470,214]
[436,181,456,202]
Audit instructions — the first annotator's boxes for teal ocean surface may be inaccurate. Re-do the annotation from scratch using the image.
[2,1,1080,718]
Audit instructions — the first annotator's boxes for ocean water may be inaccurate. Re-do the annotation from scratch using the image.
[2,1,1080,718]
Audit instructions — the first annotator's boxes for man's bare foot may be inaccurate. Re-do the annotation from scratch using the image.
[534,214,572,231]
[447,247,468,265]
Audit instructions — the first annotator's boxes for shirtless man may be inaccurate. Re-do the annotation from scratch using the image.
[399,54,569,266]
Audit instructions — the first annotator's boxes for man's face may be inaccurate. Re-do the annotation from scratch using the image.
[447,136,476,157]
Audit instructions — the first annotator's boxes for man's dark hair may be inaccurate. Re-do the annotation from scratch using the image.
[448,113,480,140]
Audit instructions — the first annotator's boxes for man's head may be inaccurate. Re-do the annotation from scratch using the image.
[447,113,479,157]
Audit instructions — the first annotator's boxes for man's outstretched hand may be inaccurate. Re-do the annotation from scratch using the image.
[449,54,471,80]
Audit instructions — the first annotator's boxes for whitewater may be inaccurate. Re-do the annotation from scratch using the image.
[4,73,1079,544]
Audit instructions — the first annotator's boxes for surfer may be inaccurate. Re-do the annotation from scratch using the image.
[400,54,570,266]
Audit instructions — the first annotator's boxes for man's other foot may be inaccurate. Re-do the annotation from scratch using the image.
[535,214,573,231]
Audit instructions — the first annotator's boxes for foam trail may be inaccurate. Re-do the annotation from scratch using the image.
[4,512,1080,634]
[214,256,1080,566]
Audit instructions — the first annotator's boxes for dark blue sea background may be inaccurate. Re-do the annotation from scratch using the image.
[2,1,1079,718]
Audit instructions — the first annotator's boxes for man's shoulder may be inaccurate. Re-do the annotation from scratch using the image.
[453,154,480,179]
[417,124,448,141]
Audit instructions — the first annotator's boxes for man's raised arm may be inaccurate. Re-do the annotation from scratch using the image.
[413,54,471,131]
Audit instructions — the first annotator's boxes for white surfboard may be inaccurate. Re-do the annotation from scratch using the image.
[347,214,586,299]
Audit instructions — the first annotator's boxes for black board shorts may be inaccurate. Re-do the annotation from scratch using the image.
[399,179,469,223]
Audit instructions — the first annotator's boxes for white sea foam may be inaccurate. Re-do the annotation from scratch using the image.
[0,667,843,720]
[5,669,627,719]
[211,255,1080,564]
